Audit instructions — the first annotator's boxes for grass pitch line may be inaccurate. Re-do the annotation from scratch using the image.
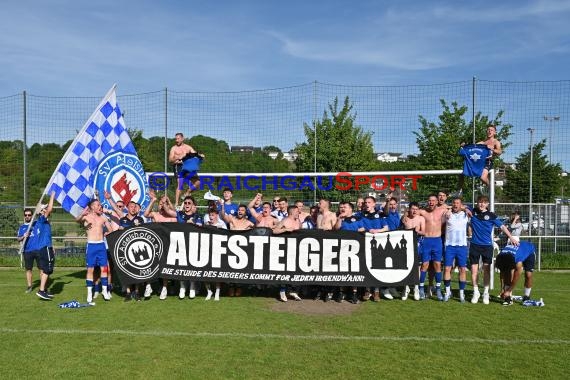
[1,327,569,345]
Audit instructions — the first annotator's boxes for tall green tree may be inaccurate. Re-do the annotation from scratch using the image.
[294,96,374,201]
[503,140,563,202]
[412,99,512,196]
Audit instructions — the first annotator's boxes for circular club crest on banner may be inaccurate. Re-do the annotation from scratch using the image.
[113,227,163,281]
[93,152,150,211]
[365,231,415,284]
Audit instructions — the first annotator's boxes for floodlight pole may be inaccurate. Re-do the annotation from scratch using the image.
[543,116,560,163]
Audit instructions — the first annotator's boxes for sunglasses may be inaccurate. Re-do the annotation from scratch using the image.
[183,201,193,205]
[24,214,32,217]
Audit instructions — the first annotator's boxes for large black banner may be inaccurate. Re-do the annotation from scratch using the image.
[106,223,419,287]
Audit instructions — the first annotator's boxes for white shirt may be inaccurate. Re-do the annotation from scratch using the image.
[445,210,468,246]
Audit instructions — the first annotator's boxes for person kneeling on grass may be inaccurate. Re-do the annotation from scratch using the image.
[495,238,536,306]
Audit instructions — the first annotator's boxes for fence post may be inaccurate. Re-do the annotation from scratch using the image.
[312,80,318,204]
[23,90,27,208]
[164,87,168,175]
[538,236,542,271]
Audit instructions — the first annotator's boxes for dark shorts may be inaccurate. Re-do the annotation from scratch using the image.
[24,250,40,271]
[469,243,494,265]
[497,253,536,273]
[37,246,55,275]
[484,158,494,171]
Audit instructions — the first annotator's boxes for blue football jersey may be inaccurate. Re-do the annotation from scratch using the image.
[460,144,491,177]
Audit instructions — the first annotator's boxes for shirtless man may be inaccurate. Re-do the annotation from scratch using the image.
[478,124,502,186]
[454,124,502,196]
[273,205,302,301]
[144,190,177,300]
[77,199,113,303]
[273,205,301,234]
[219,201,254,297]
[401,201,425,301]
[317,198,337,231]
[248,193,277,229]
[418,194,447,300]
[295,200,310,224]
[144,190,177,223]
[220,202,254,231]
[169,132,204,207]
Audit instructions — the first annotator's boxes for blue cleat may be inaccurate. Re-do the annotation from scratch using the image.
[419,287,425,300]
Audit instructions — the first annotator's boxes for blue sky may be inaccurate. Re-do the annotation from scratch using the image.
[1,0,570,95]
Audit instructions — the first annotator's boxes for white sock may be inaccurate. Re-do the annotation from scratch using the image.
[524,287,531,297]
[214,288,220,301]
[460,289,465,296]
[445,286,451,294]
[87,286,93,302]
[473,286,479,294]
[483,286,489,294]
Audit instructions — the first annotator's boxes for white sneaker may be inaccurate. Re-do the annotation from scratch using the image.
[189,289,196,299]
[402,285,410,301]
[289,292,302,301]
[413,286,420,301]
[159,287,168,300]
[482,292,490,305]
[179,287,186,299]
[214,289,220,301]
[471,290,480,304]
[144,284,153,298]
[279,290,287,302]
[102,290,111,301]
[93,291,100,299]
[382,288,393,300]
[205,290,213,301]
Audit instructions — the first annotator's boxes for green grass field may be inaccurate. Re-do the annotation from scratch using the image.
[1,268,568,379]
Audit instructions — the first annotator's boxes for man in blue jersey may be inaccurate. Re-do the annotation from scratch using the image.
[335,201,365,303]
[360,196,388,301]
[496,239,536,306]
[381,197,401,299]
[18,208,39,293]
[467,195,519,305]
[33,192,56,300]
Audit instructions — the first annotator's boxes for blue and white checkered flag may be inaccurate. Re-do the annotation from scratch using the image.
[45,85,147,217]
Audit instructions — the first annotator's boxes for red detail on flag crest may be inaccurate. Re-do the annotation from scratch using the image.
[112,172,138,204]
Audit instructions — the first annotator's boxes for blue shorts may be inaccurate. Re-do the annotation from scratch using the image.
[86,242,108,268]
[421,237,443,263]
[444,245,468,268]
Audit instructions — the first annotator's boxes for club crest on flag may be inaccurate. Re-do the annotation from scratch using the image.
[365,230,415,283]
[94,152,150,211]
[45,85,149,217]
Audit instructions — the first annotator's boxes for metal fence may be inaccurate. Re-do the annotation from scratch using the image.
[1,79,570,266]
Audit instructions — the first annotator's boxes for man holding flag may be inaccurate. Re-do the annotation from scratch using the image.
[44,85,149,304]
